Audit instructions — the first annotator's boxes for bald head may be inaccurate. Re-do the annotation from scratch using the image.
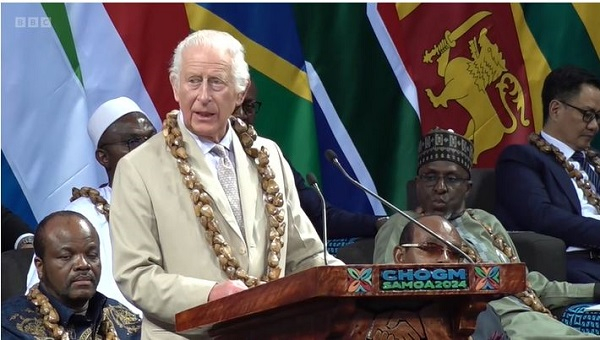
[394,215,463,264]
[34,211,97,259]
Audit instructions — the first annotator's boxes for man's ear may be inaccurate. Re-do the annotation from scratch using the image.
[235,79,250,106]
[34,256,44,281]
[96,149,109,168]
[393,245,405,263]
[464,179,473,198]
[170,74,180,103]
[548,99,562,121]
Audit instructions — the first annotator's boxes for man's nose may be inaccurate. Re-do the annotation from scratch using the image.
[73,255,91,270]
[587,118,600,132]
[437,248,452,263]
[433,178,448,192]
[196,82,211,103]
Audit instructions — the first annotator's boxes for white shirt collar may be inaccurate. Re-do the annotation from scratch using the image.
[541,130,577,160]
[177,111,234,155]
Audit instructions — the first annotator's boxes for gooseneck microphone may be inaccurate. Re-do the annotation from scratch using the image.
[324,149,474,264]
[306,172,328,265]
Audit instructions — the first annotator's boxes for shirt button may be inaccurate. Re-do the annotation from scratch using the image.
[240,247,247,255]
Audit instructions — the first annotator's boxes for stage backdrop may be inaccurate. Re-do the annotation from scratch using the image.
[2,4,599,247]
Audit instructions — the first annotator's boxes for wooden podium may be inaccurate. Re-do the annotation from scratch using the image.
[176,263,526,339]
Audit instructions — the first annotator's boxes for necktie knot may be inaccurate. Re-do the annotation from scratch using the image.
[211,144,228,158]
[571,151,586,165]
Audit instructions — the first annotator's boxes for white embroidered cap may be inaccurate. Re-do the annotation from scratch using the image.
[87,97,146,148]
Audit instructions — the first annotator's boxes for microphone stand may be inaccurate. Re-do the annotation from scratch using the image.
[324,149,474,263]
[306,173,328,265]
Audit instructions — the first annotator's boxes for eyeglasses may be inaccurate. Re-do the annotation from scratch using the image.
[400,241,461,257]
[559,100,600,124]
[99,136,150,151]
[417,174,470,188]
[242,100,262,115]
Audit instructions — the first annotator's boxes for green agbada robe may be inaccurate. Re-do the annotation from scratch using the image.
[373,208,596,339]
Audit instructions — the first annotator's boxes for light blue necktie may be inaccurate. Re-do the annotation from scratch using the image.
[211,145,244,231]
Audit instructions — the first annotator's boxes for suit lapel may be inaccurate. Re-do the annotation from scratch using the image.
[544,152,581,212]
[180,121,245,241]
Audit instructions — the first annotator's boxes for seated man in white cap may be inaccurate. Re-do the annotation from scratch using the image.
[25,97,157,316]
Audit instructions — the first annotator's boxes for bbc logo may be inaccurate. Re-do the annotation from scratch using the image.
[15,17,51,28]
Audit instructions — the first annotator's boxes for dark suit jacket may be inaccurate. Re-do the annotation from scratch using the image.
[495,144,600,249]
[291,166,379,239]
[1,248,34,301]
[1,206,32,252]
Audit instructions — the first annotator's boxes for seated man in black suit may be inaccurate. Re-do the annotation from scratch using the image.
[234,80,387,240]
[495,66,600,283]
[2,206,33,251]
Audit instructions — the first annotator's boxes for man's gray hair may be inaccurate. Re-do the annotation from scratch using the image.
[169,30,250,94]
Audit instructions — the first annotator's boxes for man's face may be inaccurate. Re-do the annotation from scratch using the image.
[416,160,471,218]
[394,216,463,264]
[35,216,101,310]
[171,44,244,143]
[549,84,600,151]
[97,112,156,179]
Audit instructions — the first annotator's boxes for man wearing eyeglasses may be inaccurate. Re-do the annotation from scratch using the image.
[375,128,600,339]
[496,66,600,284]
[374,128,507,264]
[393,215,510,340]
[393,215,464,264]
[24,97,156,316]
[233,80,262,128]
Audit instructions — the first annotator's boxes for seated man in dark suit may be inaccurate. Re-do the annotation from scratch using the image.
[1,210,141,339]
[495,66,600,283]
[235,80,387,240]
[2,205,33,251]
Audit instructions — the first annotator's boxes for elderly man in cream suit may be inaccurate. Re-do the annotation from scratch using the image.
[109,29,343,339]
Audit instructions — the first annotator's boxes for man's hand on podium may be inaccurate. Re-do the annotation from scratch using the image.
[208,279,248,301]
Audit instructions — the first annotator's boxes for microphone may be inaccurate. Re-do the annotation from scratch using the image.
[324,149,474,264]
[306,172,328,265]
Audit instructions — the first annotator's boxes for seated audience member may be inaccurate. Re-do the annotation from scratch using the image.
[234,80,388,240]
[2,205,34,251]
[393,215,463,264]
[2,206,35,302]
[394,215,508,340]
[25,97,156,316]
[495,66,600,283]
[375,128,600,339]
[561,303,600,335]
[1,210,141,339]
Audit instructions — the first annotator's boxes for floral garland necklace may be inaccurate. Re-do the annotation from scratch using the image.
[465,210,555,318]
[529,132,600,213]
[162,111,285,288]
[27,284,118,339]
[71,187,110,221]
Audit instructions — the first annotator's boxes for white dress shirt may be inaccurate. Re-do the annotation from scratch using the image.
[541,131,600,252]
